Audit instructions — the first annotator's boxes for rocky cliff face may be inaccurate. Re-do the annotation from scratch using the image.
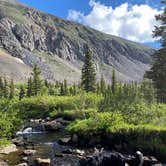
[0,0,155,83]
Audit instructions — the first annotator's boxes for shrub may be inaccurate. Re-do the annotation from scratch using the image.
[18,94,102,119]
[49,108,98,120]
[67,112,124,136]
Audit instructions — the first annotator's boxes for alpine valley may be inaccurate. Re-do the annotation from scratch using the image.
[0,0,155,83]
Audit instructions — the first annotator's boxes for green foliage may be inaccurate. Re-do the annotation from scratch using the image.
[67,112,124,136]
[3,77,9,98]
[18,93,102,119]
[19,85,25,100]
[99,80,155,112]
[145,2,166,103]
[27,77,33,97]
[32,64,42,96]
[9,78,14,99]
[0,99,22,145]
[81,45,96,92]
[50,108,97,120]
[111,69,116,95]
[146,49,166,103]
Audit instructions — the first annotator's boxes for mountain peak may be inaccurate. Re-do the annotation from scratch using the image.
[0,0,155,83]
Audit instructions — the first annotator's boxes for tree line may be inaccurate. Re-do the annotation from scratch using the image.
[0,0,165,103]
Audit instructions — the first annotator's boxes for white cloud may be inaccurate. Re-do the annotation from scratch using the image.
[67,0,161,43]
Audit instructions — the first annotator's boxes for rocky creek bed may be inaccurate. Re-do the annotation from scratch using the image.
[0,118,165,166]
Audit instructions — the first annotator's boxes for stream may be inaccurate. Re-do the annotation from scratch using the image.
[2,126,93,166]
[1,120,165,166]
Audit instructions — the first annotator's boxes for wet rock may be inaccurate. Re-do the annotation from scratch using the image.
[54,153,64,157]
[71,134,78,144]
[88,137,101,146]
[73,149,85,156]
[34,158,51,166]
[15,163,28,166]
[56,118,71,126]
[45,117,51,122]
[13,137,25,147]
[143,156,161,166]
[79,151,127,166]
[44,120,62,131]
[0,144,18,154]
[78,150,148,166]
[0,161,8,166]
[21,157,28,162]
[58,137,71,145]
[62,149,73,154]
[29,119,44,124]
[23,149,36,156]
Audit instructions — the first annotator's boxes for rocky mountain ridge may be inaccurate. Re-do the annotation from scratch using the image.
[0,0,155,83]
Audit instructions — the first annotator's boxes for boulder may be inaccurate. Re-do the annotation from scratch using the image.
[21,157,28,162]
[44,120,62,131]
[71,134,78,144]
[58,137,71,145]
[13,137,25,147]
[79,151,126,166]
[73,149,85,156]
[0,144,18,154]
[61,149,73,154]
[143,156,161,166]
[15,163,28,166]
[0,161,8,166]
[54,153,64,157]
[34,158,51,166]
[23,149,36,156]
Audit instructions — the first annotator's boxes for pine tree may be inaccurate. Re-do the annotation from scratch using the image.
[19,85,25,100]
[63,79,68,95]
[100,75,106,94]
[111,69,116,95]
[3,77,9,98]
[27,77,33,97]
[32,64,42,96]
[9,78,14,99]
[146,1,166,103]
[0,77,4,98]
[81,45,96,92]
[72,83,77,95]
[60,83,64,96]
[96,82,100,94]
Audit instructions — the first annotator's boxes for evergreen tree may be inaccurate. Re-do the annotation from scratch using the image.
[146,1,166,103]
[27,77,33,97]
[60,83,64,96]
[100,75,106,94]
[9,79,14,99]
[44,79,49,88]
[111,69,116,95]
[19,85,25,100]
[81,45,96,92]
[96,82,100,94]
[32,64,42,96]
[63,79,68,95]
[0,77,3,90]
[72,83,77,95]
[3,77,9,98]
[0,77,4,98]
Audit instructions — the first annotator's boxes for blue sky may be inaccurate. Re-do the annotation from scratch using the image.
[17,0,163,48]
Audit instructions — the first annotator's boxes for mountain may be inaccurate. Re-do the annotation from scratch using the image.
[0,0,155,83]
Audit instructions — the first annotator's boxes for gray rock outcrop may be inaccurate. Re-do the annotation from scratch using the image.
[0,0,156,83]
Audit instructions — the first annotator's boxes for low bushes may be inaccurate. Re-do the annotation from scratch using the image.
[67,112,124,135]
[0,99,22,145]
[18,93,102,119]
[49,108,98,120]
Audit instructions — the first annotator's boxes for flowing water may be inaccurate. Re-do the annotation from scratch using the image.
[3,127,92,166]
